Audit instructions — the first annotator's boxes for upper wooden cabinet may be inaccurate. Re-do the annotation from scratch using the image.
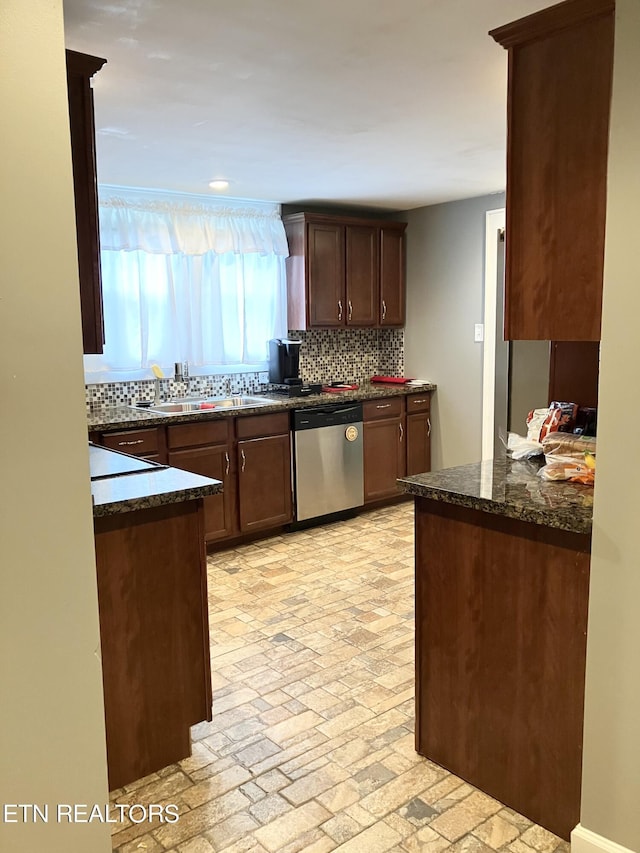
[66,49,107,354]
[490,0,615,341]
[284,213,407,329]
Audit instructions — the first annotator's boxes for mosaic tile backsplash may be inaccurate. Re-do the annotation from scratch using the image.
[85,329,404,410]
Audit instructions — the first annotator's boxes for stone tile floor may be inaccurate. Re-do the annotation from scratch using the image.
[110,502,571,853]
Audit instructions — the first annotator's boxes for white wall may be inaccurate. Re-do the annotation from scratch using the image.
[403,193,505,470]
[578,1,640,850]
[0,2,111,851]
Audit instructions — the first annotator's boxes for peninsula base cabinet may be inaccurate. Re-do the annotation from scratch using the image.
[94,500,212,790]
[414,497,590,840]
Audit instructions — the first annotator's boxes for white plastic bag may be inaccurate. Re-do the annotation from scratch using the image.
[507,431,544,460]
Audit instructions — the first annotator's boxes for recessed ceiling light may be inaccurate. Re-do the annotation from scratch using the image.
[208,179,229,191]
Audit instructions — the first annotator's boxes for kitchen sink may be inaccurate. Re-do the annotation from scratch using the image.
[130,396,272,415]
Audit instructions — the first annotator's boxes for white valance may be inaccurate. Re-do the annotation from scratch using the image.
[98,191,289,257]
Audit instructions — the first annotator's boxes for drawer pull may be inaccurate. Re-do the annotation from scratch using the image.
[412,399,427,404]
[348,300,353,321]
[240,449,246,473]
[376,404,391,409]
[338,300,343,321]
[427,417,432,437]
[399,423,404,442]
[118,439,144,446]
[225,451,230,476]
[382,300,387,321]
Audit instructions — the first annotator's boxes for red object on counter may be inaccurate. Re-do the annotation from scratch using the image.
[198,403,217,409]
[370,376,414,384]
[321,384,359,392]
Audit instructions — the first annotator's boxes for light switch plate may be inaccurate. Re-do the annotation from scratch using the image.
[474,323,484,342]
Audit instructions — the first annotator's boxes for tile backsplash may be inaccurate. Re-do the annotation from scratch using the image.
[292,328,404,384]
[85,328,404,409]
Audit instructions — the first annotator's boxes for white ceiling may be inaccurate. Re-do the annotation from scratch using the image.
[63,0,552,211]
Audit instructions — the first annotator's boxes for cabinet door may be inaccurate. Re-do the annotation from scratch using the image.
[406,412,432,476]
[168,445,237,543]
[307,222,345,327]
[363,417,406,503]
[379,226,405,326]
[491,5,614,340]
[346,225,379,326]
[237,434,292,532]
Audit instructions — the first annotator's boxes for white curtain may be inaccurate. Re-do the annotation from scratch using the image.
[87,191,289,376]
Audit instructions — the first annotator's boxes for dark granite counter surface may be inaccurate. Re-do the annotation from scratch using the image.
[90,445,222,517]
[399,456,593,535]
[87,381,436,432]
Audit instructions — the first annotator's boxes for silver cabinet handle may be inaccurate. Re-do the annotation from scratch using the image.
[382,300,387,321]
[338,300,343,321]
[376,404,391,409]
[427,417,432,438]
[348,300,353,321]
[118,439,144,446]
[412,399,427,405]
[240,448,246,473]
[225,451,230,476]
[399,423,404,442]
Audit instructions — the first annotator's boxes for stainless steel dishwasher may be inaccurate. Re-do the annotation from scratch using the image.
[292,401,364,523]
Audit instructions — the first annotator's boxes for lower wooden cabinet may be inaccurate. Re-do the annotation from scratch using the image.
[363,397,406,503]
[166,420,237,543]
[99,413,293,545]
[363,393,432,503]
[236,412,293,533]
[405,394,432,477]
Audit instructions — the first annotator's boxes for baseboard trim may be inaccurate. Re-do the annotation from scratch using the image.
[571,824,636,853]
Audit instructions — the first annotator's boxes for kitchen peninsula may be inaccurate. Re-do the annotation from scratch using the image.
[399,457,593,841]
[91,444,222,790]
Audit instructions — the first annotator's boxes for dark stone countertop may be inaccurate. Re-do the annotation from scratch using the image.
[90,444,222,517]
[399,456,593,535]
[87,381,436,432]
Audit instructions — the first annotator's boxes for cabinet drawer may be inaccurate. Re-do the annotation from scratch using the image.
[102,428,160,455]
[168,419,230,450]
[406,393,431,414]
[236,412,290,439]
[363,397,403,421]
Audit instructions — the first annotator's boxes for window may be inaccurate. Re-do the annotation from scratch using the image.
[84,189,289,380]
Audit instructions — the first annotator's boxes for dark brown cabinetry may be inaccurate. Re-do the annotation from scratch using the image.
[94,500,211,790]
[66,50,107,355]
[101,427,166,463]
[346,226,379,326]
[306,222,345,327]
[99,412,293,544]
[490,0,614,341]
[237,414,293,533]
[363,397,406,503]
[284,213,406,330]
[415,498,590,840]
[167,421,238,543]
[405,394,432,476]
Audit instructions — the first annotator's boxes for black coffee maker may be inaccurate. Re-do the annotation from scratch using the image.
[268,339,302,386]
